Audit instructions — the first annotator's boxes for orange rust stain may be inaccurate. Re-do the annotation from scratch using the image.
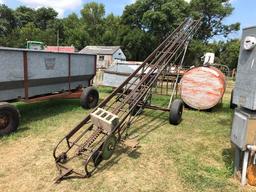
[180,66,226,110]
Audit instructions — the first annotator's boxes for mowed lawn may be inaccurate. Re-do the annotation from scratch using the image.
[0,82,254,192]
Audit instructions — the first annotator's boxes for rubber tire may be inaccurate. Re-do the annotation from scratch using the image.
[92,150,103,167]
[230,89,237,109]
[169,99,183,125]
[130,105,142,116]
[80,87,99,109]
[0,103,20,136]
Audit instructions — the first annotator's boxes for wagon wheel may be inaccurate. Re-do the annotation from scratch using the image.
[102,135,117,160]
[230,89,237,109]
[80,87,99,109]
[130,105,142,116]
[84,135,117,177]
[169,99,183,125]
[0,103,20,136]
[84,150,102,177]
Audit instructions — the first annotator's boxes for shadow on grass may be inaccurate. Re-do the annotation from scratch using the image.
[212,102,234,114]
[216,118,232,127]
[16,98,103,124]
[184,102,233,114]
[222,147,235,176]
[95,111,168,175]
[95,145,143,175]
[0,99,87,139]
[16,99,80,124]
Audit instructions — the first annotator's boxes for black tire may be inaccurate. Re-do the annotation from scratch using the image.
[130,105,142,116]
[169,99,183,125]
[230,90,237,109]
[80,87,99,109]
[0,103,20,136]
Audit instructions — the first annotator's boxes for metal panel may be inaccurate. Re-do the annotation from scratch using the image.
[0,48,96,101]
[233,26,256,110]
[0,50,24,82]
[101,62,143,88]
[231,108,256,150]
[103,72,139,89]
[70,54,95,76]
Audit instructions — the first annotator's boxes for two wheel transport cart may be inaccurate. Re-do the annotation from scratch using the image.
[0,48,99,136]
[53,18,202,182]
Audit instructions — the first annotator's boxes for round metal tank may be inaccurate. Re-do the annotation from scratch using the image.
[180,66,226,110]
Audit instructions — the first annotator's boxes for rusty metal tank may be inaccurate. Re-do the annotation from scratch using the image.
[180,66,226,110]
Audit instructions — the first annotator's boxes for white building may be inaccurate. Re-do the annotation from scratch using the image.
[80,46,126,69]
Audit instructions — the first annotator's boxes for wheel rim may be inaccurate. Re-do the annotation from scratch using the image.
[102,135,117,160]
[0,113,10,130]
[88,93,96,108]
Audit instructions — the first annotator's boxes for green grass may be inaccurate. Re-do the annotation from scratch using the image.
[0,82,251,192]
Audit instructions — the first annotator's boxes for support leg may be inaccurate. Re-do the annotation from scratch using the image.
[241,151,249,186]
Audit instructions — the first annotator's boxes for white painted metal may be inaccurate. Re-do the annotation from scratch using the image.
[242,151,249,186]
[202,52,215,65]
[102,61,143,88]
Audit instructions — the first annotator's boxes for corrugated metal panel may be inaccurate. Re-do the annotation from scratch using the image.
[0,48,95,101]
[233,26,256,110]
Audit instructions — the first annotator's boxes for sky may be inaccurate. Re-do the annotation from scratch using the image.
[0,0,255,39]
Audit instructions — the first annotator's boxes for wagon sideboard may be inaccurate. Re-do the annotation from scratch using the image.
[0,48,96,101]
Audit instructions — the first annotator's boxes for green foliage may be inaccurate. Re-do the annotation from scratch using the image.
[0,0,240,67]
[0,4,16,36]
[14,6,35,27]
[219,39,240,69]
[185,39,240,69]
[62,13,90,50]
[80,2,105,45]
[190,0,240,41]
[34,7,58,30]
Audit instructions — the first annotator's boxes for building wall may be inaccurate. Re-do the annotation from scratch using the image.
[113,48,126,61]
[96,54,113,69]
[96,48,126,69]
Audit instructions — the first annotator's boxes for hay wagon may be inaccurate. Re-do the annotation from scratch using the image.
[0,48,99,136]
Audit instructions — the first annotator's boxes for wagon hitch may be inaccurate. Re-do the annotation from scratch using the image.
[54,165,73,184]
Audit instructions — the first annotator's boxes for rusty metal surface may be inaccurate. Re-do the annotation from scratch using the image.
[23,51,29,100]
[102,63,187,96]
[53,18,202,182]
[180,66,226,110]
[22,89,82,103]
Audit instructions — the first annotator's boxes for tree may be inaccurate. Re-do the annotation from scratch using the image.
[0,1,240,64]
[102,14,121,45]
[81,2,105,44]
[16,22,41,46]
[15,6,35,28]
[219,39,240,69]
[35,7,58,30]
[0,4,16,37]
[63,13,90,49]
[122,0,189,40]
[190,0,240,41]
[121,0,240,61]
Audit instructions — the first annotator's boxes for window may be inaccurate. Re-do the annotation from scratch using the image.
[99,55,105,61]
